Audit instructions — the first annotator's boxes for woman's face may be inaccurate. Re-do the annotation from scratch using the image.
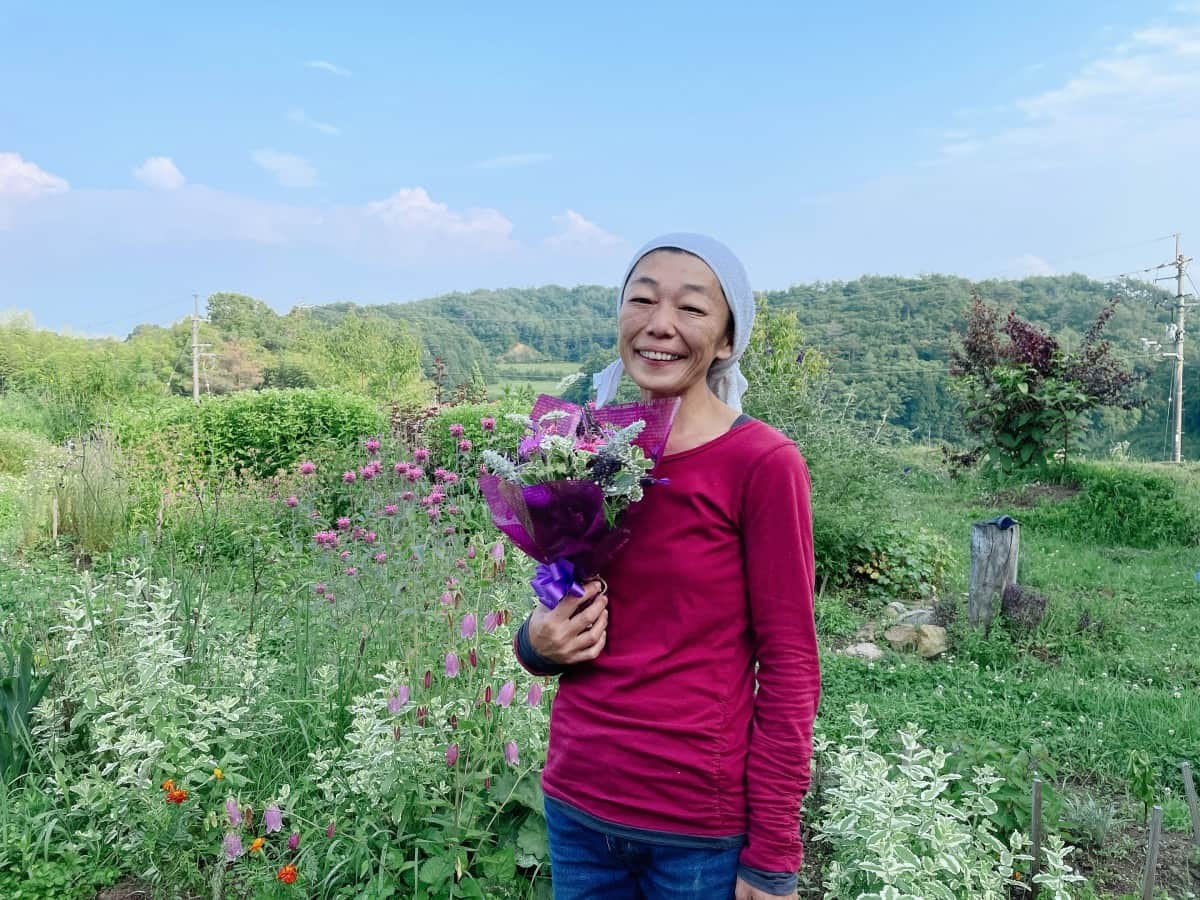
[617,249,733,402]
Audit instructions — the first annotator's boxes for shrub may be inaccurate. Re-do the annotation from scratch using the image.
[814,704,1085,899]
[0,427,52,476]
[1018,462,1200,548]
[54,431,131,555]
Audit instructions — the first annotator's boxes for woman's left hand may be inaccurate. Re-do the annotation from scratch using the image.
[734,878,796,900]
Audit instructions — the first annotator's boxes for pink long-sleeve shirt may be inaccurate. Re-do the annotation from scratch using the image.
[528,418,820,880]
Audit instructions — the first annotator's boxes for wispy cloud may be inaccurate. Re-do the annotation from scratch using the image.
[543,210,622,251]
[1011,254,1055,277]
[0,151,69,198]
[305,59,351,77]
[476,152,553,170]
[287,108,340,136]
[132,156,186,191]
[252,150,318,188]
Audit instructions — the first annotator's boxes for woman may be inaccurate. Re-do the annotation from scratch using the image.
[514,234,819,899]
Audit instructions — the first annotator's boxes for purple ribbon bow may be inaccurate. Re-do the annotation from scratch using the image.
[530,559,585,609]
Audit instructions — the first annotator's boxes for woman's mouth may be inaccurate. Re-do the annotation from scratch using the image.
[638,350,684,362]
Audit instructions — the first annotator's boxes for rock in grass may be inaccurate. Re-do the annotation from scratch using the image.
[844,642,885,662]
[915,624,948,658]
[897,608,936,626]
[884,624,918,651]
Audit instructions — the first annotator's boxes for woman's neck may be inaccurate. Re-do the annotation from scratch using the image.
[653,387,739,455]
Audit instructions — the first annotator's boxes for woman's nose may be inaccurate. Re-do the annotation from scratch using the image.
[645,304,677,335]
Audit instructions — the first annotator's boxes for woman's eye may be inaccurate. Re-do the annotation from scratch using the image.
[682,306,703,314]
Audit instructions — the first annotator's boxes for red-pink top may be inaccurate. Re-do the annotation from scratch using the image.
[534,418,820,877]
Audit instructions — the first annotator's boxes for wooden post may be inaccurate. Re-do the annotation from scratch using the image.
[51,495,59,543]
[968,516,1020,629]
[1183,761,1200,847]
[1029,777,1043,898]
[1140,805,1163,900]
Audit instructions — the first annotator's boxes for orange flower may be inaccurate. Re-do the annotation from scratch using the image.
[161,779,175,792]
[249,837,265,853]
[165,788,188,804]
[277,863,298,884]
[212,767,224,780]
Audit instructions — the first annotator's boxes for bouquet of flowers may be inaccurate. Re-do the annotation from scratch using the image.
[479,394,679,608]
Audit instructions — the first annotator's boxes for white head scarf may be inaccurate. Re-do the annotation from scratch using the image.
[592,233,755,411]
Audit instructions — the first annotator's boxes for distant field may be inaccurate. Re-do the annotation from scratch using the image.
[489,361,582,399]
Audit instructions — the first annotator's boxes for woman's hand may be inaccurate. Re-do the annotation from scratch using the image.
[734,878,796,900]
[527,579,608,665]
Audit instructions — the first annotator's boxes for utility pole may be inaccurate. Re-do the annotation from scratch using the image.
[191,294,213,405]
[1152,236,1192,463]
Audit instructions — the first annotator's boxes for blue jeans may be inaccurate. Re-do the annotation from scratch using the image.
[544,800,741,900]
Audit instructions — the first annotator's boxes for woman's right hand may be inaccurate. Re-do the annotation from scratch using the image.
[527,579,608,665]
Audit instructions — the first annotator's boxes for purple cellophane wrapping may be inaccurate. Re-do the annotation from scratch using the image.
[529,394,681,464]
[478,476,629,578]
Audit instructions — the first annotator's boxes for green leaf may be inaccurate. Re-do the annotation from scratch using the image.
[418,854,455,887]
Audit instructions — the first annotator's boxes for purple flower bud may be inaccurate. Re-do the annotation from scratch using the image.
[483,611,501,634]
[264,803,283,833]
[223,832,245,861]
[225,797,242,826]
[285,495,299,508]
[288,831,300,851]
[326,820,336,838]
[445,653,459,678]
[299,461,316,475]
[526,683,543,707]
[342,470,356,483]
[504,741,520,766]
[446,743,460,766]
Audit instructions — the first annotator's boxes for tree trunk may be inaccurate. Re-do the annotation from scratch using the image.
[968,518,1019,630]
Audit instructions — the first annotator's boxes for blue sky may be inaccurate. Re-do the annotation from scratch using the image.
[3,1,1199,336]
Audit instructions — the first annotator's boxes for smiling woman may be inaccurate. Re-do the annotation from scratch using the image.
[514,234,820,900]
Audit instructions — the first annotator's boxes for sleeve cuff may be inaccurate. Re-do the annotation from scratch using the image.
[515,617,569,677]
[737,864,797,896]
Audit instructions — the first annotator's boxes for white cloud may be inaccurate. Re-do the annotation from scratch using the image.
[362,187,514,247]
[287,108,340,136]
[543,210,622,251]
[306,60,351,77]
[476,152,553,170]
[132,156,186,191]
[0,152,69,198]
[252,149,318,188]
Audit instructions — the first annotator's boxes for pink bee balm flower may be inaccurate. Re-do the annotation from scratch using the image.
[483,611,501,634]
[505,741,520,766]
[326,820,336,838]
[481,416,496,431]
[407,468,424,483]
[434,467,450,481]
[309,510,321,519]
[413,448,430,463]
[444,525,456,535]
[447,505,461,515]
[358,465,375,480]
[445,653,459,677]
[401,490,415,501]
[345,567,357,577]
[446,577,460,588]
[426,507,441,520]
[313,582,327,595]
[342,470,356,483]
[446,743,460,766]
[364,437,381,453]
[374,552,387,564]
[325,592,336,603]
[299,460,317,475]
[285,495,299,508]
[223,832,245,861]
[288,831,300,851]
[496,680,516,708]
[264,803,283,833]
[526,683,543,707]
[383,504,398,516]
[449,423,465,437]
[364,531,377,543]
[458,439,472,452]
[226,796,242,826]
[455,558,467,570]
[460,614,477,639]
[336,517,351,530]
[393,461,409,475]
[443,472,460,485]
[339,550,350,560]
